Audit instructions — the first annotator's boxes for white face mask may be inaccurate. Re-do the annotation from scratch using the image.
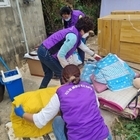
[82,32,89,38]
[64,17,71,21]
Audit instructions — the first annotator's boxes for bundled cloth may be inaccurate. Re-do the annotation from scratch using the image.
[81,53,136,91]
[80,53,140,119]
[10,86,58,137]
[98,87,140,119]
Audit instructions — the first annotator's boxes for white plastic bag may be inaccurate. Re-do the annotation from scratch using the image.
[67,52,82,65]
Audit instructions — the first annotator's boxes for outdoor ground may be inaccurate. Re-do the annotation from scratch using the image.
[0,36,139,140]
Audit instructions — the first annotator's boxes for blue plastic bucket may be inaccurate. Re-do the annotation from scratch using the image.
[1,67,24,101]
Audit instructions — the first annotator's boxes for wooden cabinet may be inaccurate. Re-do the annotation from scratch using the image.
[98,12,140,63]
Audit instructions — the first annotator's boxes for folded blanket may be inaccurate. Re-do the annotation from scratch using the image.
[99,88,140,119]
[100,100,140,120]
[94,53,135,91]
[98,87,137,111]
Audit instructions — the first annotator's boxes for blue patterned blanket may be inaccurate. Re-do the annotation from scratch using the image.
[81,53,135,91]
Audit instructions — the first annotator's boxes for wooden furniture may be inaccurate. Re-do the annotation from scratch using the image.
[98,11,140,63]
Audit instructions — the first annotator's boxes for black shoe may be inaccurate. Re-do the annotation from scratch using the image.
[52,74,60,80]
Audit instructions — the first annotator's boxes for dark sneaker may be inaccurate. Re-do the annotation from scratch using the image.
[52,74,60,80]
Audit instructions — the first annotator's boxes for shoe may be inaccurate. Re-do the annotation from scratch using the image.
[52,74,60,80]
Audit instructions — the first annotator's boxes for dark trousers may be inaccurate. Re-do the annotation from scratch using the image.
[37,44,63,88]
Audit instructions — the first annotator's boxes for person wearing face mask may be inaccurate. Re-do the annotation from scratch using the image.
[60,6,87,65]
[36,16,101,88]
[60,6,85,29]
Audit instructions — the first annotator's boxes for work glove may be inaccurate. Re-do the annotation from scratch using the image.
[14,105,25,118]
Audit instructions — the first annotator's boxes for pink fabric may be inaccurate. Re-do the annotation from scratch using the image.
[90,75,108,93]
[98,98,123,111]
[135,73,140,78]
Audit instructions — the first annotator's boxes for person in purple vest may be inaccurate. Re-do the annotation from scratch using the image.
[60,6,85,29]
[36,16,101,88]
[14,64,112,140]
[53,64,112,140]
[60,6,87,65]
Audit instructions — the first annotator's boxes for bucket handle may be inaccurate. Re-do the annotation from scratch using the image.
[1,67,22,83]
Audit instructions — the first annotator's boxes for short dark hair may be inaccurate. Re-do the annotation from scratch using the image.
[60,6,72,16]
[75,16,94,32]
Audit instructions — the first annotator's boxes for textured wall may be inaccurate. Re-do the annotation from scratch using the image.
[0,0,46,70]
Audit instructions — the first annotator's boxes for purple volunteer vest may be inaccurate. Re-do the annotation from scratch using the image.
[57,81,109,140]
[42,26,81,59]
[64,10,85,28]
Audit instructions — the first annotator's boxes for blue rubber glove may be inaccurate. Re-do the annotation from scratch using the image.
[14,105,25,118]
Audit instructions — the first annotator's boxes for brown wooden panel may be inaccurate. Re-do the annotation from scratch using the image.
[110,20,121,56]
[120,20,140,44]
[98,19,112,56]
[120,42,140,63]
[98,18,103,56]
[101,15,140,20]
[111,10,140,15]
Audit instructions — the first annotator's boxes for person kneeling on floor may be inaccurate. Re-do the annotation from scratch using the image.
[14,64,112,140]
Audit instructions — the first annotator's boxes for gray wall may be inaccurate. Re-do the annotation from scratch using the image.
[0,0,46,70]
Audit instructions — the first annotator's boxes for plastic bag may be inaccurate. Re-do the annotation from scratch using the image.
[67,52,82,66]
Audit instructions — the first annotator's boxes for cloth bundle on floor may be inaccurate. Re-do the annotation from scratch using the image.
[81,53,140,119]
[10,86,58,137]
[98,87,140,119]
[93,53,135,91]
[81,53,136,92]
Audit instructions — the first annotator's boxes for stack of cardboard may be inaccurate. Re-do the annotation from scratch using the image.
[98,10,140,63]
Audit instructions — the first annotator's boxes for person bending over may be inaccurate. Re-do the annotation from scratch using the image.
[37,16,101,88]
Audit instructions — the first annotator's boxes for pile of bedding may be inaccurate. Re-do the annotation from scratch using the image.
[81,53,140,119]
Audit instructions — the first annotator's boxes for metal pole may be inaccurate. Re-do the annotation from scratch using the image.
[16,0,29,53]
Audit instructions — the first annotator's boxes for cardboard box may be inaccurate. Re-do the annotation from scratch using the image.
[27,59,44,77]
